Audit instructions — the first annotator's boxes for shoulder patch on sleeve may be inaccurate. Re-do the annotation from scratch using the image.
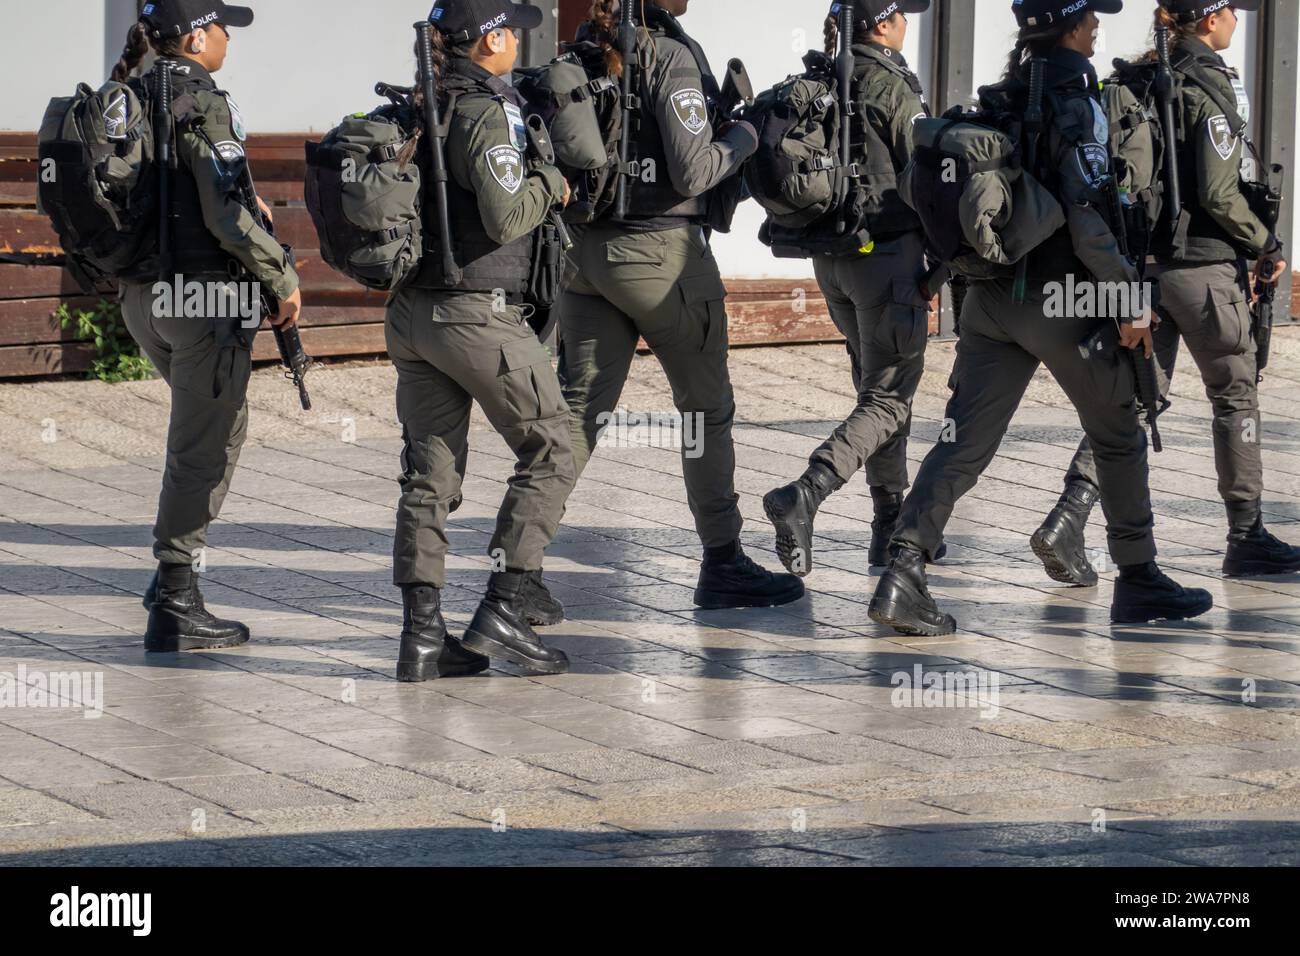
[669,88,708,136]
[213,140,246,165]
[484,144,524,194]
[1076,143,1109,186]
[1207,114,1236,161]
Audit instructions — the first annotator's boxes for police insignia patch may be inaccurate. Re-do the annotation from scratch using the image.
[670,89,708,136]
[486,145,523,194]
[1077,143,1109,186]
[1207,115,1235,161]
[213,141,245,165]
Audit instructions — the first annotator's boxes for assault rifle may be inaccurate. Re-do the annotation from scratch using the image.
[1013,56,1045,304]
[154,61,174,281]
[613,0,639,220]
[415,21,459,285]
[1097,173,1169,453]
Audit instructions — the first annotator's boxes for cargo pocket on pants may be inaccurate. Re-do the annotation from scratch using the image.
[883,278,929,358]
[499,336,553,422]
[678,273,728,352]
[1201,285,1251,356]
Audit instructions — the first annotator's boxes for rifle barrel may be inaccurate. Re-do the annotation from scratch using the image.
[415,22,458,282]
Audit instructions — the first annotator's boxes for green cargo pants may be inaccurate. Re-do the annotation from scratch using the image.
[555,222,742,548]
[119,278,251,567]
[896,277,1158,566]
[1064,260,1262,503]
[809,232,930,493]
[385,288,575,588]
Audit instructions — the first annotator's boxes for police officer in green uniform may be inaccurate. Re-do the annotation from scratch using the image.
[869,0,1214,635]
[1033,0,1299,584]
[764,0,941,577]
[543,0,804,610]
[388,0,577,681]
[111,1,301,653]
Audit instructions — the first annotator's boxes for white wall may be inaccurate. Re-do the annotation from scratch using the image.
[1,1,1292,275]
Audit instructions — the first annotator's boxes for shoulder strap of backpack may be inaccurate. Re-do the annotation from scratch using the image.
[1172,54,1247,135]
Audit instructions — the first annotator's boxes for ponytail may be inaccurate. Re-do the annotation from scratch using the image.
[110,21,150,83]
[1001,11,1086,80]
[588,0,625,77]
[822,10,875,58]
[109,19,187,83]
[400,26,453,168]
[1137,6,1200,63]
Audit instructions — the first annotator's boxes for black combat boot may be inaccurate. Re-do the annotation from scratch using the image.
[694,541,805,609]
[762,462,842,576]
[868,546,957,636]
[142,569,159,609]
[519,569,565,626]
[145,563,249,652]
[1222,500,1300,577]
[869,487,945,567]
[462,571,570,675]
[396,585,489,682]
[1030,480,1101,587]
[1110,562,1213,624]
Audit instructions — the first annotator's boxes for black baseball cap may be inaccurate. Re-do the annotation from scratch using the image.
[1159,0,1261,24]
[1012,0,1123,29]
[833,0,931,27]
[140,0,253,39]
[428,0,543,43]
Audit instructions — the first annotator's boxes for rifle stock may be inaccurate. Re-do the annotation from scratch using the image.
[717,58,754,122]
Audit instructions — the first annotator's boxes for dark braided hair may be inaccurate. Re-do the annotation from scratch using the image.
[110,20,186,83]
[823,8,876,57]
[588,0,627,77]
[1002,11,1087,80]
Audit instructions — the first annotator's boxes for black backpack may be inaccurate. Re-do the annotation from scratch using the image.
[37,79,158,288]
[516,40,623,225]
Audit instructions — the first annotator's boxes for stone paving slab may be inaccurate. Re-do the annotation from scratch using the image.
[2,334,1300,865]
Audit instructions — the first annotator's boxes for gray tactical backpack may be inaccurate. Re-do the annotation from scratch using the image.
[37,80,157,287]
[304,93,424,292]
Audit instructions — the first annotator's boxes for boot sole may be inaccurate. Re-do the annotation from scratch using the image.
[395,658,489,682]
[525,609,565,627]
[868,597,957,636]
[461,628,569,676]
[145,631,250,653]
[763,491,813,577]
[867,572,957,636]
[1110,594,1214,625]
[693,578,805,610]
[1030,530,1098,587]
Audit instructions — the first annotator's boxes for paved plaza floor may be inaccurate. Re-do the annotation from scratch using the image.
[1,330,1299,866]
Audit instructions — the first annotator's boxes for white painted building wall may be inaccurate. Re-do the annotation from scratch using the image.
[0,1,1294,275]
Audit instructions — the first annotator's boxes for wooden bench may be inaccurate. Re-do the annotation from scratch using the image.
[0,132,846,379]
